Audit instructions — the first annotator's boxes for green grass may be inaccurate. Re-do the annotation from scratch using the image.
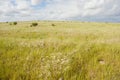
[0,21,120,80]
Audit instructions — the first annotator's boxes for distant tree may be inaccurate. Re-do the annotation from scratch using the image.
[51,24,56,26]
[13,22,17,25]
[31,23,38,27]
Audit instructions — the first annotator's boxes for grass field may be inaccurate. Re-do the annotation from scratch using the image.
[0,21,120,80]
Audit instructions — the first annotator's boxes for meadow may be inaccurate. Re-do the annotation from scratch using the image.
[0,21,120,80]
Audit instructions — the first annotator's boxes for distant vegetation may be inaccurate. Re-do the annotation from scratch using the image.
[13,22,17,25]
[31,22,38,27]
[51,23,56,26]
[9,23,12,25]
[9,22,17,25]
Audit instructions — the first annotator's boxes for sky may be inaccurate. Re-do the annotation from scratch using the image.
[0,0,120,22]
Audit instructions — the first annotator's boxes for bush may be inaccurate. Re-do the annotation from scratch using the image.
[13,22,17,25]
[31,23,38,27]
[9,23,12,25]
[51,24,55,26]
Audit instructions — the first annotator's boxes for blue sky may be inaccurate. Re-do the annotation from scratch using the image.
[0,0,120,22]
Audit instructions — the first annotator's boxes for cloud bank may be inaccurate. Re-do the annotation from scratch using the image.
[0,0,120,22]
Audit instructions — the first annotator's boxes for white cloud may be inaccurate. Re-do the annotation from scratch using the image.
[0,0,120,22]
[35,0,120,19]
[16,0,30,10]
[31,0,41,5]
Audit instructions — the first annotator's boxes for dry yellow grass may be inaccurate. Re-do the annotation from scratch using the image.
[0,21,120,80]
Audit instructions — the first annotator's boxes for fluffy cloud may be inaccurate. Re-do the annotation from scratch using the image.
[16,0,30,10]
[31,0,41,5]
[0,0,120,22]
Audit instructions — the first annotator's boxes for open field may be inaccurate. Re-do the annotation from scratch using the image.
[0,21,120,80]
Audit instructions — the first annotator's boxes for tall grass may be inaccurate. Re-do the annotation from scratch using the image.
[0,21,120,80]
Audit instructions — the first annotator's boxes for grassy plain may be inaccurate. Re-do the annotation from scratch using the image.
[0,21,120,80]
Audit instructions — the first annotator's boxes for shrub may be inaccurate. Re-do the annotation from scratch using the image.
[13,22,17,25]
[51,24,55,26]
[31,23,38,27]
[9,23,12,25]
